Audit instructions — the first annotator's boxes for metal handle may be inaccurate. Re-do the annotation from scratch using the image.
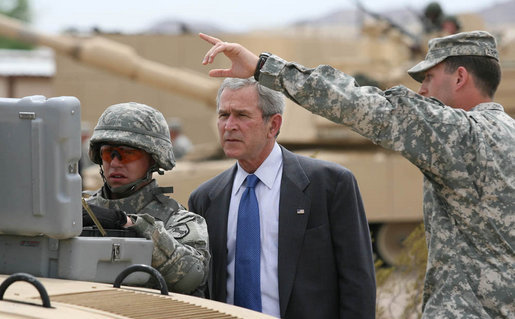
[0,273,51,308]
[113,264,169,295]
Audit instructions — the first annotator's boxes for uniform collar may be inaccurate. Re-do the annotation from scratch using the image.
[98,179,158,213]
[470,102,504,112]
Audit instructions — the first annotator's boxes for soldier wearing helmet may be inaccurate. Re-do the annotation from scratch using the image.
[423,2,444,34]
[84,102,210,296]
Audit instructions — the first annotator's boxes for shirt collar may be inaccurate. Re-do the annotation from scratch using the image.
[234,142,283,195]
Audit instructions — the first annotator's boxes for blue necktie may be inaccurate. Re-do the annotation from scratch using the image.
[234,174,261,311]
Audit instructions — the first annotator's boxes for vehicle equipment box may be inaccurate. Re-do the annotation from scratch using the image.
[0,235,153,284]
[0,96,153,285]
[0,96,82,239]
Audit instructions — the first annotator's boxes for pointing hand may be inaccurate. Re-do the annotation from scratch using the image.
[200,33,259,79]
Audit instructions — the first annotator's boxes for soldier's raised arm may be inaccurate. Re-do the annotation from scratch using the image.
[199,33,258,78]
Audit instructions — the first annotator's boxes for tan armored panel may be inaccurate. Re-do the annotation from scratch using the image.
[0,275,275,319]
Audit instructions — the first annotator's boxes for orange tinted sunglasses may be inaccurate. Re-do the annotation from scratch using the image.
[100,145,146,164]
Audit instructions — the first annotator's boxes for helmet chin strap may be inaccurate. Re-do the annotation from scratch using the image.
[100,164,160,198]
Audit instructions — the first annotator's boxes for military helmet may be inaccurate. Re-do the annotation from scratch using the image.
[424,2,443,19]
[89,102,175,170]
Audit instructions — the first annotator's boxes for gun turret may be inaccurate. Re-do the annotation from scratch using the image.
[0,14,219,107]
[353,0,422,54]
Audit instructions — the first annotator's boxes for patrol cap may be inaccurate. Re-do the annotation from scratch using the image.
[408,31,499,82]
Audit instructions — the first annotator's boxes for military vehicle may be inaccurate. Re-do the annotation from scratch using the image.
[0,94,274,319]
[0,11,513,269]
[0,273,275,319]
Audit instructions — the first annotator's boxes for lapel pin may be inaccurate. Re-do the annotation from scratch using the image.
[297,209,304,215]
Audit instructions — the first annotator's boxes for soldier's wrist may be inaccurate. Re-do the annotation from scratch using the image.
[254,52,271,82]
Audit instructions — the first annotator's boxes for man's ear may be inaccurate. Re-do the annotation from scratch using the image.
[455,66,469,90]
[268,114,282,138]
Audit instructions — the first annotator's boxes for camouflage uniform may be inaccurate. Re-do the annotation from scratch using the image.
[257,32,514,318]
[87,102,210,296]
[87,181,209,296]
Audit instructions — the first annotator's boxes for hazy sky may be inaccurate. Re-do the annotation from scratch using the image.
[30,0,502,34]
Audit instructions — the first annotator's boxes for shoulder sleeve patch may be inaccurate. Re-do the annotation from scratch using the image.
[170,224,190,239]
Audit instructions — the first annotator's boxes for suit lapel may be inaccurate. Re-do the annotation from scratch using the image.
[277,147,311,317]
[205,164,237,301]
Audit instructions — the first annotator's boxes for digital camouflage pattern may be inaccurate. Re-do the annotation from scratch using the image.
[408,31,499,82]
[86,180,210,296]
[89,102,176,170]
[258,48,514,317]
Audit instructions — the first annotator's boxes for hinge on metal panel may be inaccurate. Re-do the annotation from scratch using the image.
[68,162,78,174]
[111,243,121,261]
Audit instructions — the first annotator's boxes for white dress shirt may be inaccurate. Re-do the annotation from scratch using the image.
[226,142,283,317]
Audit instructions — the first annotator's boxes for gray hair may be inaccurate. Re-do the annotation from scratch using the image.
[216,77,285,119]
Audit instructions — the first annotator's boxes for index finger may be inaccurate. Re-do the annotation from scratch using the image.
[199,33,222,46]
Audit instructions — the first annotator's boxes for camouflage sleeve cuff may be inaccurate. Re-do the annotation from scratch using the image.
[129,214,156,239]
[258,54,288,91]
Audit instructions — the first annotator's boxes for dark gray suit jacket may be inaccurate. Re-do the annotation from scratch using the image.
[188,146,375,319]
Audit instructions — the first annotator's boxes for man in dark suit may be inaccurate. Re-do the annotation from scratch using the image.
[188,77,375,319]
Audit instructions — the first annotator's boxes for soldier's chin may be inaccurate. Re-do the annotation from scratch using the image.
[107,178,128,187]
